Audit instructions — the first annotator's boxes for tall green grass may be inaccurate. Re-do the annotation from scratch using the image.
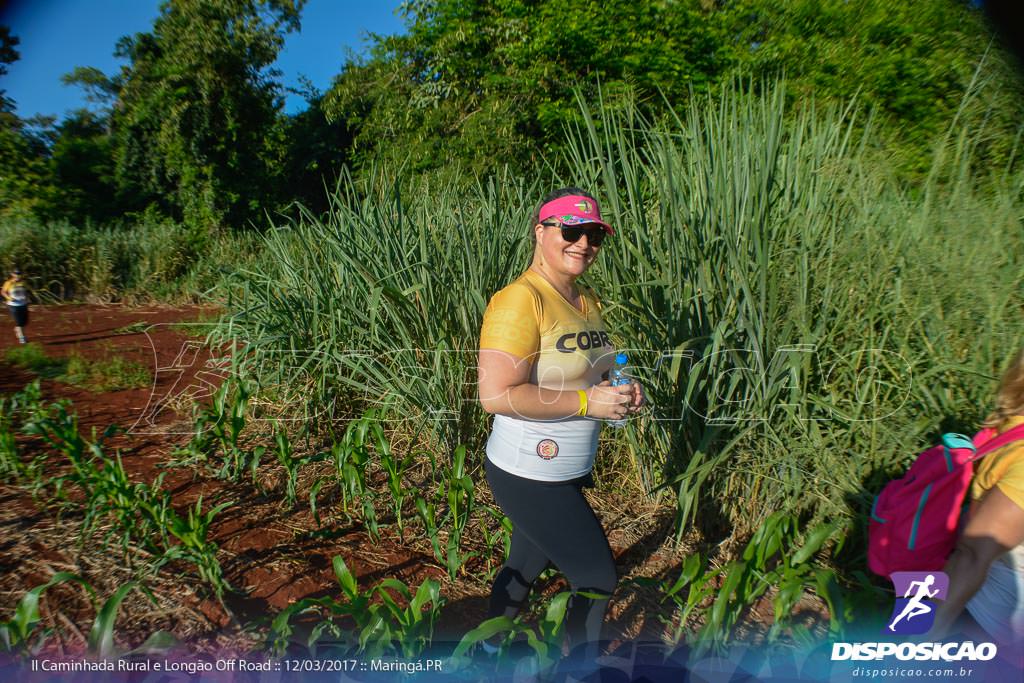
[565,82,1022,538]
[0,214,264,303]
[209,80,1023,546]
[210,169,539,453]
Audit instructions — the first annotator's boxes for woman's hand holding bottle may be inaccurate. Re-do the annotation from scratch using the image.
[585,381,635,420]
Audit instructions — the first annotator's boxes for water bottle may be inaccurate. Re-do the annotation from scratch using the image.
[607,352,630,428]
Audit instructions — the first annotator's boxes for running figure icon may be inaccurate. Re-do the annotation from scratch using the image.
[888,574,940,632]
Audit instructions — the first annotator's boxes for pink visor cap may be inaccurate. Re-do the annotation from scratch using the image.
[538,195,615,235]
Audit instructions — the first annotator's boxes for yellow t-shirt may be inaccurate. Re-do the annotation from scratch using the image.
[1,278,28,306]
[971,415,1024,510]
[479,269,615,481]
[965,415,1024,642]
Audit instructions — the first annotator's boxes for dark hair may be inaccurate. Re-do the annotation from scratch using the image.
[535,186,596,224]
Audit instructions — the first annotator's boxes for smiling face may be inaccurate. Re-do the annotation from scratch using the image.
[533,221,603,279]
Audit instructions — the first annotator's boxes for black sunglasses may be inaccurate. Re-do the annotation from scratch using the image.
[541,222,607,247]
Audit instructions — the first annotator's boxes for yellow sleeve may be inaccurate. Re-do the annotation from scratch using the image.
[479,283,540,360]
[973,436,1024,510]
[996,458,1024,511]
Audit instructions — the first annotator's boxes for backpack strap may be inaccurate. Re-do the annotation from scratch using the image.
[971,423,1024,461]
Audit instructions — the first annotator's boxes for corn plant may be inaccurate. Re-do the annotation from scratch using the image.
[478,506,514,581]
[249,445,267,490]
[0,425,19,482]
[374,420,412,539]
[657,512,844,656]
[444,445,474,536]
[436,445,477,578]
[0,573,93,655]
[414,494,443,562]
[451,591,573,673]
[6,379,44,417]
[443,533,477,582]
[22,404,167,560]
[273,426,299,507]
[77,580,176,660]
[0,382,46,487]
[40,423,228,598]
[160,495,233,599]
[332,413,381,539]
[1,576,174,659]
[268,556,444,659]
[308,472,327,526]
[175,378,254,480]
[269,424,329,511]
[21,398,87,472]
[654,553,715,646]
[23,403,106,521]
[0,394,21,482]
[8,387,231,601]
[85,450,172,558]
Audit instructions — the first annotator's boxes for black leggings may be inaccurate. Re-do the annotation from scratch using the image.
[485,458,617,650]
[8,305,27,327]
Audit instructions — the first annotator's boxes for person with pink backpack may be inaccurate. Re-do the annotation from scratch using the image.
[928,350,1024,647]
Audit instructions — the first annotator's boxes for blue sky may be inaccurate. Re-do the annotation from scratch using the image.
[0,0,405,119]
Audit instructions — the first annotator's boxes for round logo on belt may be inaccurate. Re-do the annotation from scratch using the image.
[536,439,559,460]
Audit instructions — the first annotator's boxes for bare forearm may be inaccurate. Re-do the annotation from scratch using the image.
[483,383,583,420]
[931,545,990,639]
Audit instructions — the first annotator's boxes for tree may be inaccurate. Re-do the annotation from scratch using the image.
[0,27,57,219]
[61,66,121,111]
[715,0,1024,173]
[323,0,1021,179]
[323,0,731,177]
[45,110,118,223]
[110,0,304,228]
[0,25,20,113]
[279,80,356,216]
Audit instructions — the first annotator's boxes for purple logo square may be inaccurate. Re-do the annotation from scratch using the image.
[885,571,949,635]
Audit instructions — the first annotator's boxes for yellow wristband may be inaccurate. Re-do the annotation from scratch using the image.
[576,389,588,417]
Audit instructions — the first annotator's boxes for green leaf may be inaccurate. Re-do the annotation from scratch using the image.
[773,576,806,623]
[123,630,178,655]
[450,616,516,659]
[410,579,441,615]
[376,578,413,602]
[791,523,839,566]
[333,556,358,599]
[88,583,135,658]
[540,591,572,640]
[666,553,703,597]
[708,562,746,632]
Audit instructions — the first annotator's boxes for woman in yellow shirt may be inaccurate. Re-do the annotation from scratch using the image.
[1,269,29,344]
[933,349,1024,656]
[477,188,645,662]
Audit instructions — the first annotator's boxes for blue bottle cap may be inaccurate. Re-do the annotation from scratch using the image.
[615,352,628,365]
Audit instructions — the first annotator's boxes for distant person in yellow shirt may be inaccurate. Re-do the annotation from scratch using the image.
[1,269,30,344]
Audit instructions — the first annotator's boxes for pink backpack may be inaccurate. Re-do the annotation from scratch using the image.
[868,424,1024,576]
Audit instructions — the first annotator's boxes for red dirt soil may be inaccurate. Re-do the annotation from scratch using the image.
[0,304,687,656]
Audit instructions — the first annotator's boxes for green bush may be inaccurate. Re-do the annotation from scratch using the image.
[0,212,262,303]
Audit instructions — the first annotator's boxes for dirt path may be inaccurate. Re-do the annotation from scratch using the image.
[0,304,685,655]
[0,303,221,450]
